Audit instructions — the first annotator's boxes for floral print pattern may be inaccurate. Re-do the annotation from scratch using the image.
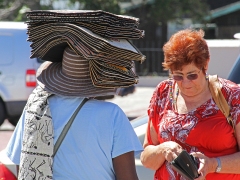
[147,78,240,180]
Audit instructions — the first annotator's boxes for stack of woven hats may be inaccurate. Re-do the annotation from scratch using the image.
[26,10,145,88]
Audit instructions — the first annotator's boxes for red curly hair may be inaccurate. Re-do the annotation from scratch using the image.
[162,29,210,73]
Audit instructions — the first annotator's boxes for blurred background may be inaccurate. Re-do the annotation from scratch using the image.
[1,0,240,76]
[1,2,240,178]
[0,0,240,127]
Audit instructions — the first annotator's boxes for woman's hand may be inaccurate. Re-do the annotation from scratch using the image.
[191,152,217,180]
[141,120,183,170]
[161,141,183,162]
[141,140,183,170]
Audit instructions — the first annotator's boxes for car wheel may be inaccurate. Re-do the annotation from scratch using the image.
[0,100,6,126]
[8,116,20,126]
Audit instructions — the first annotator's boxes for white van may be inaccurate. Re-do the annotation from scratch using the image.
[0,22,42,126]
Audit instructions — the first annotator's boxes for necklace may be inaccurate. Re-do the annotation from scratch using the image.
[170,74,209,104]
[169,81,179,104]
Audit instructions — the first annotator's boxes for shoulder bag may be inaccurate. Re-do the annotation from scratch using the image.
[53,98,88,156]
[208,75,235,132]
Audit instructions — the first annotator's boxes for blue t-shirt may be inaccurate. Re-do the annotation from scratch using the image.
[6,95,143,180]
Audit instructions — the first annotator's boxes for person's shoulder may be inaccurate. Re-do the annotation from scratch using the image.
[88,99,122,111]
[155,78,173,92]
[88,99,127,120]
[219,77,240,89]
[218,77,240,98]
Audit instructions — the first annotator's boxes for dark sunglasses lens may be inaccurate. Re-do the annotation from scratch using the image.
[173,75,183,81]
[187,74,198,80]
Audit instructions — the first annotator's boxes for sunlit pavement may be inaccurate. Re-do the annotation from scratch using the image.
[107,87,155,119]
[0,120,15,131]
[107,76,168,120]
[106,76,167,119]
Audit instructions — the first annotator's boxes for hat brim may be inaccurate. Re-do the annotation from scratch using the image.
[37,61,117,97]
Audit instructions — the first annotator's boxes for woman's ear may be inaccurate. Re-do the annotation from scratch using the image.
[204,59,210,72]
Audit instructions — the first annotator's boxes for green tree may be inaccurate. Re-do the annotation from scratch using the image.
[128,0,210,45]
[69,0,121,14]
[0,0,122,21]
[0,0,52,21]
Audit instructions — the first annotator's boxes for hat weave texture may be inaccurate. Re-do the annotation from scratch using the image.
[26,10,145,96]
[37,47,118,97]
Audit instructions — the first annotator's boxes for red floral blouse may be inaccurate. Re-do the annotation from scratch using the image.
[147,77,240,180]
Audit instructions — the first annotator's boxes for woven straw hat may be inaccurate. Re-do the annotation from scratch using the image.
[28,10,145,96]
[37,46,117,97]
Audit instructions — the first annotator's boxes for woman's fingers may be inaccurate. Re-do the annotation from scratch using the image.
[191,152,210,180]
[164,149,178,162]
[162,141,183,162]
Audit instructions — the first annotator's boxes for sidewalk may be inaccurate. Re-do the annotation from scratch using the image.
[106,87,155,119]
[106,76,168,119]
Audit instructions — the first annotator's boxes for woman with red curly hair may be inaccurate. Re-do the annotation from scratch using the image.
[141,29,240,180]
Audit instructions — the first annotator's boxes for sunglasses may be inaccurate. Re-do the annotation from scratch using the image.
[171,69,202,81]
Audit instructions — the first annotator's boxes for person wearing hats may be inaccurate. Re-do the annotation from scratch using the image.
[5,9,146,180]
[5,46,143,180]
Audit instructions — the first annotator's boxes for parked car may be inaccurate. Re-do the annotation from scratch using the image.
[0,22,42,127]
[0,115,154,180]
[131,115,155,180]
[227,53,240,85]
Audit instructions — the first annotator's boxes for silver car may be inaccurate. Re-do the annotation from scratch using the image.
[131,115,155,180]
[0,22,42,127]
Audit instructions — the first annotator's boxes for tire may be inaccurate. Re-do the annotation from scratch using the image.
[0,100,6,126]
[8,116,20,126]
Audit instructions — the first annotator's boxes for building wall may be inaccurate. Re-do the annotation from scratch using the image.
[207,40,240,79]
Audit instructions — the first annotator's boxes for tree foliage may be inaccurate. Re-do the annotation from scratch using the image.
[149,0,209,24]
[0,0,210,46]
[0,0,53,20]
[0,0,122,20]
[69,0,121,14]
[125,0,210,45]
[0,0,209,24]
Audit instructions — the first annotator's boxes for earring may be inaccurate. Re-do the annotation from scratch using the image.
[205,72,209,80]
